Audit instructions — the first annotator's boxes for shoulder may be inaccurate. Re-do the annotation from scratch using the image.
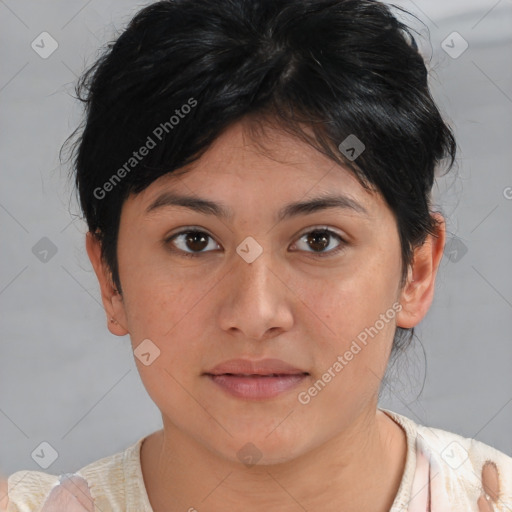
[384,409,512,510]
[6,436,146,511]
[6,470,59,512]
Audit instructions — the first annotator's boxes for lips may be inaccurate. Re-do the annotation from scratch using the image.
[204,358,309,377]
[203,358,309,400]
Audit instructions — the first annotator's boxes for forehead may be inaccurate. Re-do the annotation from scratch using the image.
[125,118,386,219]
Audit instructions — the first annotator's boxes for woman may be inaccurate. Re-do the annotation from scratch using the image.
[4,0,511,510]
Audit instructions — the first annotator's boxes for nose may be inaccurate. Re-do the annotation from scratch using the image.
[217,245,294,341]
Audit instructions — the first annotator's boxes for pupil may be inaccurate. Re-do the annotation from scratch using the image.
[308,230,329,252]
[187,231,208,251]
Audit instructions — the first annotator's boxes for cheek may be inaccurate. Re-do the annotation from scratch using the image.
[117,236,204,336]
[120,267,221,392]
[124,279,208,410]
[123,277,203,347]
[300,260,398,333]
[293,252,400,376]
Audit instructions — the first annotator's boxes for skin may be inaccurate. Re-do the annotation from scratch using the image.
[0,475,7,512]
[87,117,445,512]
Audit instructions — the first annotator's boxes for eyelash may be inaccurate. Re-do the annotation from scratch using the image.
[164,227,347,259]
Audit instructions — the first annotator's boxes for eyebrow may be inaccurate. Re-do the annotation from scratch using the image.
[145,191,369,221]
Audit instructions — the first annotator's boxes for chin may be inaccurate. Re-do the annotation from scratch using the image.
[211,432,310,468]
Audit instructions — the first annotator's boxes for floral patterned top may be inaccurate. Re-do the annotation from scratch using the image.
[5,409,512,511]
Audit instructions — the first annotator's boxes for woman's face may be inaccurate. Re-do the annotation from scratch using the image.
[89,119,440,464]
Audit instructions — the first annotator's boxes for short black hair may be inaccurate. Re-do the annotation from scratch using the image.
[63,0,457,356]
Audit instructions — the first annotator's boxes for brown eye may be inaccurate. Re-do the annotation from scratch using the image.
[166,230,220,258]
[306,230,330,252]
[183,231,209,251]
[292,228,346,258]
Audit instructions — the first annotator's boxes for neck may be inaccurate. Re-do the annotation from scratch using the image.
[141,407,406,512]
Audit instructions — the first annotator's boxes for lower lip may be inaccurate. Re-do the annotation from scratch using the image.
[206,374,308,400]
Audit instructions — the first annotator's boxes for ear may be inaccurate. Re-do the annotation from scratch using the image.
[395,212,446,328]
[85,231,129,336]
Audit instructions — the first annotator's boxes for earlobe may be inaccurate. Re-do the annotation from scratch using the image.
[85,232,129,336]
[396,213,446,329]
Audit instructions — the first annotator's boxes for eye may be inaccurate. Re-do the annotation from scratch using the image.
[291,227,347,258]
[165,229,220,258]
[164,226,347,259]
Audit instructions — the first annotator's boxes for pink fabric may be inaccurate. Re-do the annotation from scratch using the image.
[39,474,93,512]
[406,434,504,511]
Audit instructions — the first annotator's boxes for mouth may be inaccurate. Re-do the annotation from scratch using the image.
[204,368,310,400]
[206,372,309,379]
[205,357,308,376]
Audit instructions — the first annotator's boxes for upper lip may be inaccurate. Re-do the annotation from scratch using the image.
[205,358,308,376]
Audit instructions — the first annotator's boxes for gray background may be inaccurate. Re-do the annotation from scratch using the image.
[1,0,511,476]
